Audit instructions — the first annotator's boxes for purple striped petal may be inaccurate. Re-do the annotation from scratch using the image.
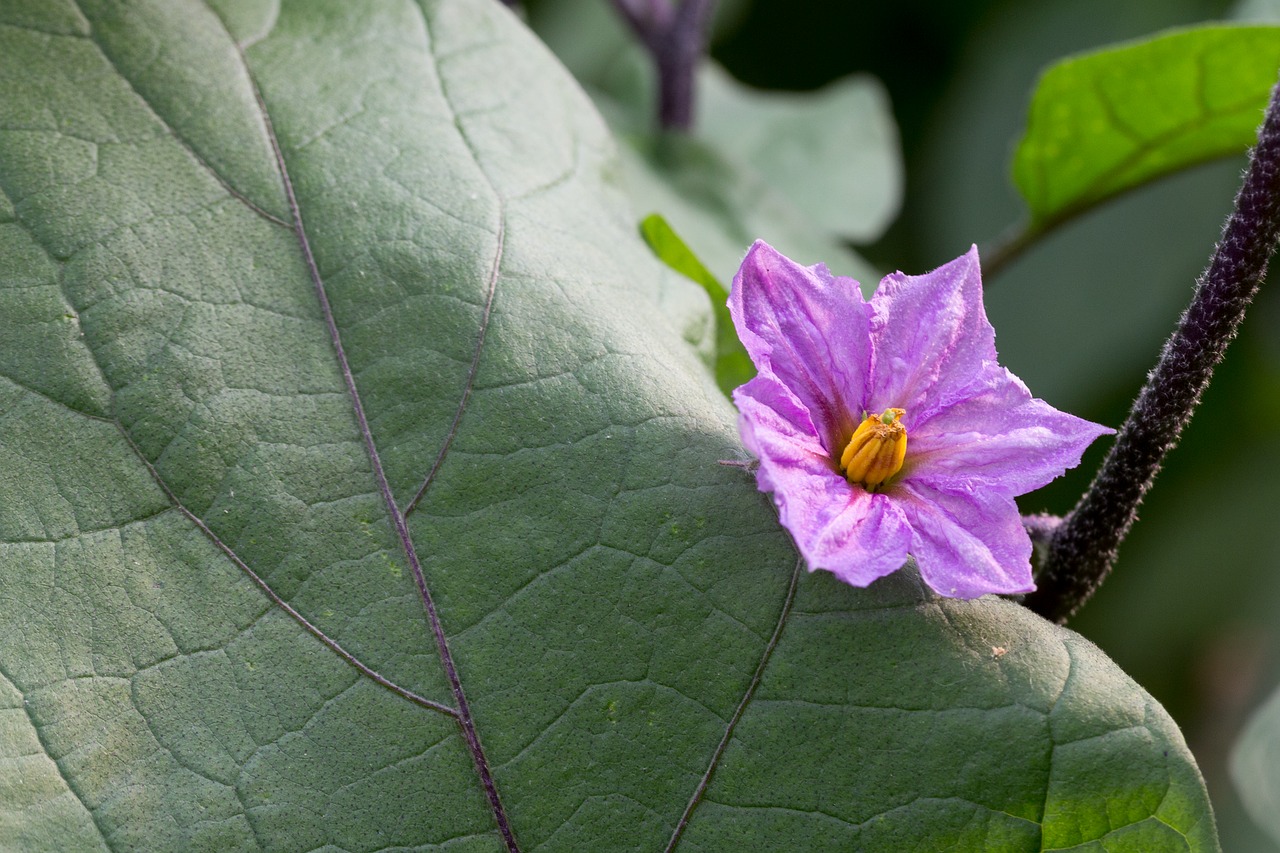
[866,246,994,424]
[905,366,1114,497]
[729,240,871,454]
[895,480,1035,598]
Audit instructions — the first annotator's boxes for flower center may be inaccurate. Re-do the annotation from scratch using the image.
[840,408,907,492]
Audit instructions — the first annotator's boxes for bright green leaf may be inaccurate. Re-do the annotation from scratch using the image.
[0,1,1217,850]
[639,213,753,395]
[1013,24,1280,227]
[640,213,725,295]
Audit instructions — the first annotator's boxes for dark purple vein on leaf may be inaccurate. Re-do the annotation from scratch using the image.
[71,0,291,231]
[115,423,457,718]
[404,214,502,518]
[665,556,803,852]
[244,58,519,853]
[14,22,450,723]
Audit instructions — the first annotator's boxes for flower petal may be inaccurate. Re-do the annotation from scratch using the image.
[734,373,913,587]
[867,246,994,423]
[906,366,1114,497]
[804,491,915,589]
[895,480,1035,598]
[733,372,828,493]
[729,240,871,453]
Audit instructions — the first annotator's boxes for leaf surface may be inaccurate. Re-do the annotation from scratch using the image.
[0,1,1217,850]
[1013,24,1280,228]
[697,64,901,243]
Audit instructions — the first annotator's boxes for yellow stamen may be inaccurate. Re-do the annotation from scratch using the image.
[840,408,907,491]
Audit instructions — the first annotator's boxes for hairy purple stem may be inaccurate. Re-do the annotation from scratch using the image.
[613,0,715,131]
[1025,77,1280,624]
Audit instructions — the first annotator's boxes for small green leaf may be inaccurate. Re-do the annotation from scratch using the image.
[1013,25,1280,227]
[640,213,723,295]
[640,213,753,395]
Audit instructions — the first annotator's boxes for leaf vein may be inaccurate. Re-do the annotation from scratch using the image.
[0,657,111,849]
[0,371,113,425]
[403,213,502,518]
[1052,87,1263,224]
[664,556,803,851]
[114,421,458,719]
[230,12,518,848]
[69,0,289,230]
[494,680,727,773]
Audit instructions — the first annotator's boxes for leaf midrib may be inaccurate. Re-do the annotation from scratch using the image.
[20,1,519,847]
[227,10,521,850]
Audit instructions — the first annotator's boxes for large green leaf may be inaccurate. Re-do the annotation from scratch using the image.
[0,1,1217,850]
[1013,24,1280,228]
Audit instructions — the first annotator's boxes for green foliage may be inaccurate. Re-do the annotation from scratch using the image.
[639,213,753,395]
[1014,24,1280,229]
[696,64,902,244]
[0,0,1218,850]
[1232,685,1280,847]
[530,0,892,287]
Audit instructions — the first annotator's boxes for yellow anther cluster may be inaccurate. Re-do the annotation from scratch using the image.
[840,408,907,491]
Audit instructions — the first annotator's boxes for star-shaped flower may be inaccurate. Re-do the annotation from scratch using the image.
[730,241,1112,597]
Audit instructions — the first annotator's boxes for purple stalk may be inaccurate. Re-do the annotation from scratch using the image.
[1025,77,1280,624]
[613,0,716,131]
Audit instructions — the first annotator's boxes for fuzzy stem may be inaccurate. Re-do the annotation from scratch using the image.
[1025,78,1280,624]
[613,0,715,132]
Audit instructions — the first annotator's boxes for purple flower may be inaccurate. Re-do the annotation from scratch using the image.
[730,241,1112,598]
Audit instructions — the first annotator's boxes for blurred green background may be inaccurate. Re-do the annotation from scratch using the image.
[527,0,1280,848]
